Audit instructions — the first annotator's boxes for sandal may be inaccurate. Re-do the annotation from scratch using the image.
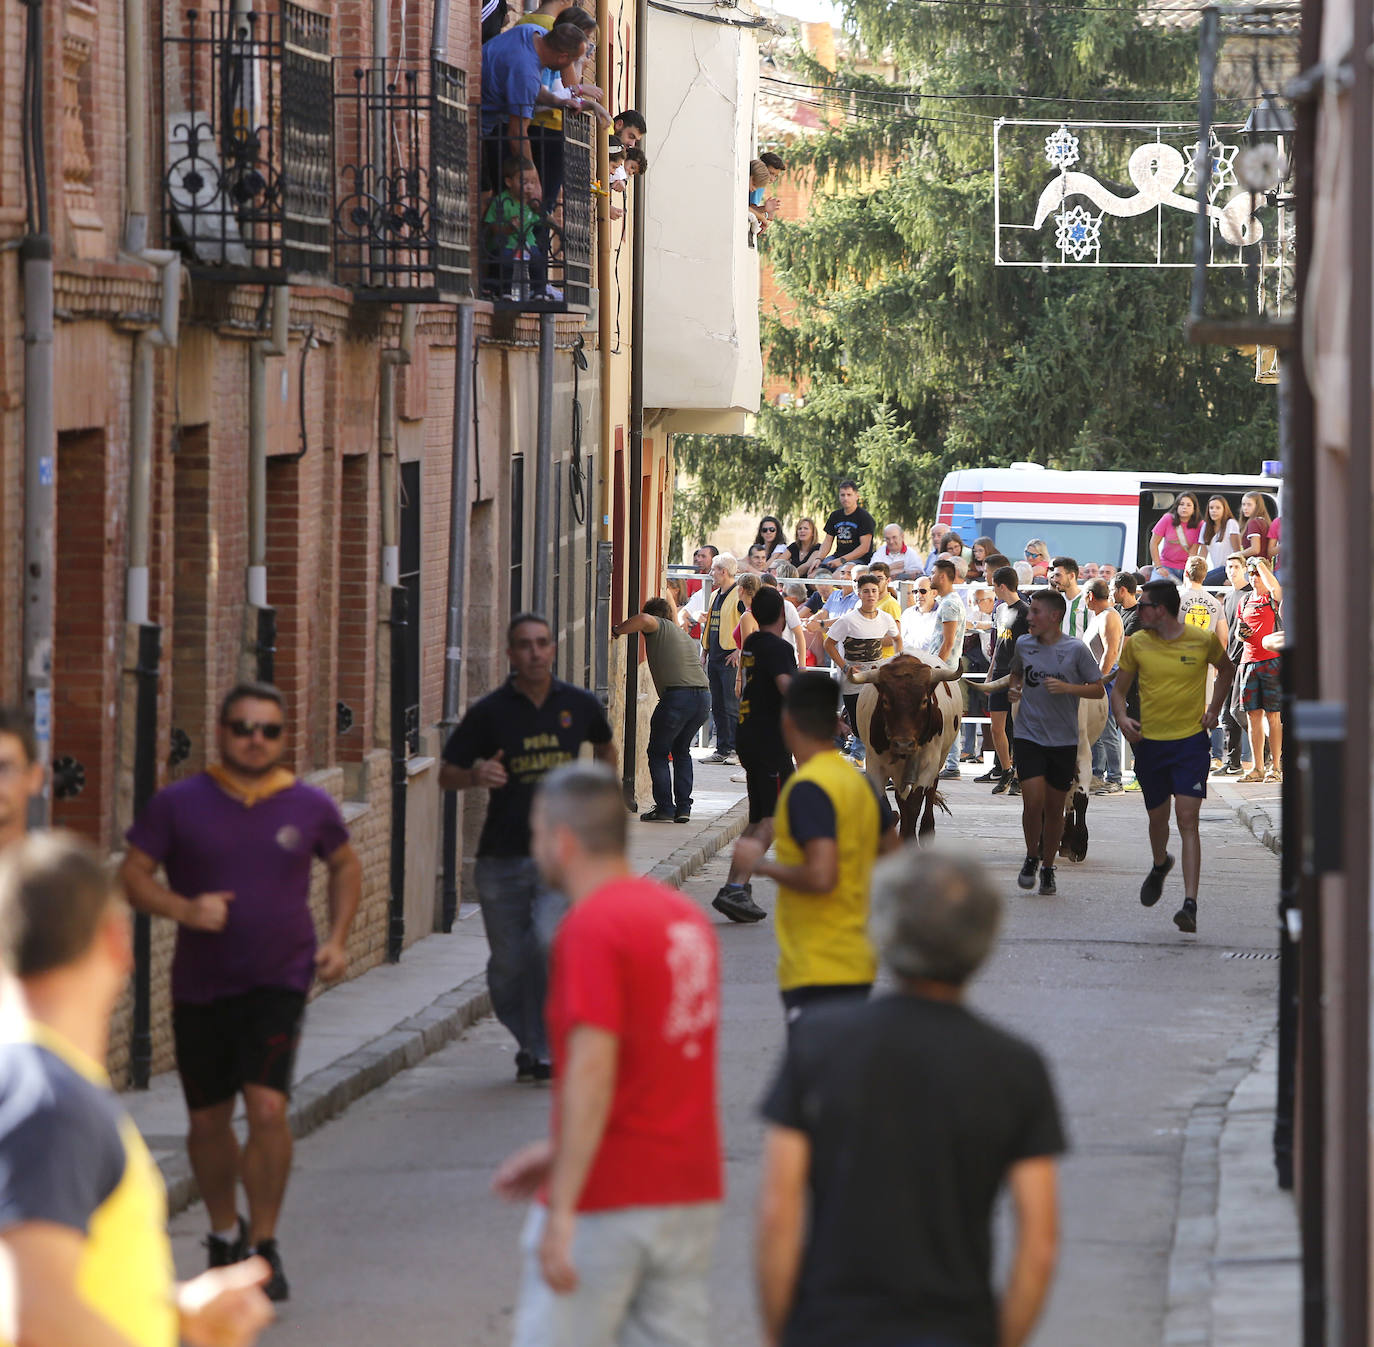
[1239,768,1266,783]
[1264,769,1283,783]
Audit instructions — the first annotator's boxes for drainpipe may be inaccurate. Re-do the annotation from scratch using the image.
[440,305,476,931]
[247,286,289,681]
[619,0,648,811]
[430,0,449,58]
[595,0,612,563]
[380,306,415,961]
[532,313,556,612]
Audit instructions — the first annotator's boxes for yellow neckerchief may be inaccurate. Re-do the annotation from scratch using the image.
[24,1019,110,1087]
[207,763,296,807]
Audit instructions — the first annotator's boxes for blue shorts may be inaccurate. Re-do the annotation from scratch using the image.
[1132,732,1210,811]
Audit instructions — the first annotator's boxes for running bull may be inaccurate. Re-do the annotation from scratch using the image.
[851,653,963,840]
[980,670,1109,862]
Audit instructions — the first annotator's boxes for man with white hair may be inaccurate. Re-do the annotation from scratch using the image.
[756,847,1064,1347]
[871,524,922,577]
[701,553,745,764]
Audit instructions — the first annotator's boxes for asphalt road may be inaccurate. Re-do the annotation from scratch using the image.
[169,775,1280,1347]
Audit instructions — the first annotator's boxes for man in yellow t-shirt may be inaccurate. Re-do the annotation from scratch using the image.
[1111,579,1234,936]
[731,672,900,1024]
[0,832,273,1347]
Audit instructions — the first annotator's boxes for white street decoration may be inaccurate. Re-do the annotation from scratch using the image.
[1043,124,1080,171]
[1182,129,1239,201]
[1031,139,1263,248]
[1054,204,1102,260]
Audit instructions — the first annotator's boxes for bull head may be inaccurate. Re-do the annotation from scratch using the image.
[849,663,961,685]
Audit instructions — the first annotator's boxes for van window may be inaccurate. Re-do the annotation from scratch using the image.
[986,519,1127,569]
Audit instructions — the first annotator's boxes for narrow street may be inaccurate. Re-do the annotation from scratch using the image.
[168,773,1280,1347]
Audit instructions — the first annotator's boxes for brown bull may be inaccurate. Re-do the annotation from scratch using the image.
[852,653,962,840]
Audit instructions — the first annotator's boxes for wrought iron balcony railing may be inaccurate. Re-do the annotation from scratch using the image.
[478,109,594,313]
[162,0,332,279]
[334,59,471,299]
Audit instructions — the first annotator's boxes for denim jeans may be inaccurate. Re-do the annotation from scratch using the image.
[513,1202,721,1347]
[473,856,567,1063]
[1091,706,1122,783]
[705,655,738,755]
[648,687,711,813]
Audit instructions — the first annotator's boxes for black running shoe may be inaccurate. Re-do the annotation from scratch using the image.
[1017,856,1039,890]
[674,812,691,823]
[1038,866,1057,896]
[974,764,1004,784]
[530,1059,552,1082]
[990,774,1011,795]
[253,1239,290,1303]
[639,807,676,822]
[1006,778,1021,796]
[712,884,766,923]
[1173,898,1198,934]
[205,1217,247,1269]
[1140,854,1175,908]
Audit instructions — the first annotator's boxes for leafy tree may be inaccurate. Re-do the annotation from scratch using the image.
[673,0,1277,540]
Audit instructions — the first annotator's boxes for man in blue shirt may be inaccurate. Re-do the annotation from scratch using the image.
[481,23,587,195]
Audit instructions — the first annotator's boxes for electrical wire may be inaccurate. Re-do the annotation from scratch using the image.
[471,322,483,501]
[648,0,772,22]
[569,335,588,524]
[759,74,1249,107]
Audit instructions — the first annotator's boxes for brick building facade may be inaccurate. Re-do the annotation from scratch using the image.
[1,0,676,1084]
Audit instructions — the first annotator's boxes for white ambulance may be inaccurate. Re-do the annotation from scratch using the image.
[934,464,1282,572]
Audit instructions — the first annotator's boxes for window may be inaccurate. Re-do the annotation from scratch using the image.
[987,518,1127,569]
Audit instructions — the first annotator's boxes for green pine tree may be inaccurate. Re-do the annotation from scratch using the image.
[674,0,1277,542]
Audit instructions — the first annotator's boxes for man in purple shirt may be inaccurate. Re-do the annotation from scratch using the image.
[119,682,361,1303]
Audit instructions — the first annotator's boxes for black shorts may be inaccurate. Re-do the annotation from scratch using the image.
[1012,738,1077,792]
[987,689,1011,714]
[740,752,793,824]
[173,987,307,1111]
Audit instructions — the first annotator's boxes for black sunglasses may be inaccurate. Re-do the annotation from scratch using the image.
[226,719,284,740]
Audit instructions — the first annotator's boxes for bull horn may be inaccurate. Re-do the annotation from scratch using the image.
[848,666,874,684]
[930,665,963,684]
[980,673,1012,692]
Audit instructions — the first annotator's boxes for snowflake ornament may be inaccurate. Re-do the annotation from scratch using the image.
[1054,204,1101,260]
[1183,130,1239,200]
[1044,124,1080,171]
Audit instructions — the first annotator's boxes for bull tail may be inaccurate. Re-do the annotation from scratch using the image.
[927,788,953,817]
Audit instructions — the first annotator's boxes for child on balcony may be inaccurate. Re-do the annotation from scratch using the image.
[482,156,546,300]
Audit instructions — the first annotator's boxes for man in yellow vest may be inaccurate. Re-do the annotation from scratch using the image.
[0,832,274,1347]
[702,553,747,765]
[731,671,900,1023]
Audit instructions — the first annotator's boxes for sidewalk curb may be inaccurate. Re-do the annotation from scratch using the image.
[158,796,750,1217]
[1211,779,1281,857]
[1161,1020,1277,1347]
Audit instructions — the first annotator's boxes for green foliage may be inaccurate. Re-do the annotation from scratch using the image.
[673,0,1278,544]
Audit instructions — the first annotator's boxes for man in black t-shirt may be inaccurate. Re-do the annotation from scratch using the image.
[981,565,1030,795]
[714,588,796,924]
[803,479,876,576]
[757,847,1064,1347]
[439,613,616,1081]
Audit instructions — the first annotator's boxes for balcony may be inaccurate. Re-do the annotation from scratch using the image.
[333,59,471,300]
[162,0,333,280]
[477,110,593,314]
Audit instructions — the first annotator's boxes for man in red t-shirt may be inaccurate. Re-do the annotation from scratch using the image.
[494,763,723,1347]
[1236,557,1283,783]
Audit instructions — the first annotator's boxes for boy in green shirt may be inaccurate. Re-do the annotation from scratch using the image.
[483,156,546,299]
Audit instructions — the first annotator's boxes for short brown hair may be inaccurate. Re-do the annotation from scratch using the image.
[0,832,115,977]
[219,682,285,725]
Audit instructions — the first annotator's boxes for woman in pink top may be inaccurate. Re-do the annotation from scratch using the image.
[1238,491,1273,560]
[1150,491,1203,580]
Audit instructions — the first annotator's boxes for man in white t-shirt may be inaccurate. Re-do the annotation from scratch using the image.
[823,572,898,754]
[900,576,938,655]
[926,559,967,779]
[682,545,716,639]
[871,523,923,577]
[1177,557,1226,636]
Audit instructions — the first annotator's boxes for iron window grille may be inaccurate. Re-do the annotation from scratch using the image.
[162,0,332,279]
[478,109,594,313]
[334,59,471,299]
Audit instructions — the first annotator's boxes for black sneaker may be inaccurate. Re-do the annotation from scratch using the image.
[639,807,676,822]
[514,1051,536,1083]
[974,764,1004,784]
[1173,898,1198,934]
[991,774,1011,795]
[530,1059,553,1082]
[205,1216,247,1269]
[712,884,766,923]
[1140,854,1175,908]
[253,1238,290,1302]
[674,812,691,824]
[1017,856,1039,890]
[1006,778,1022,796]
[1038,866,1057,896]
